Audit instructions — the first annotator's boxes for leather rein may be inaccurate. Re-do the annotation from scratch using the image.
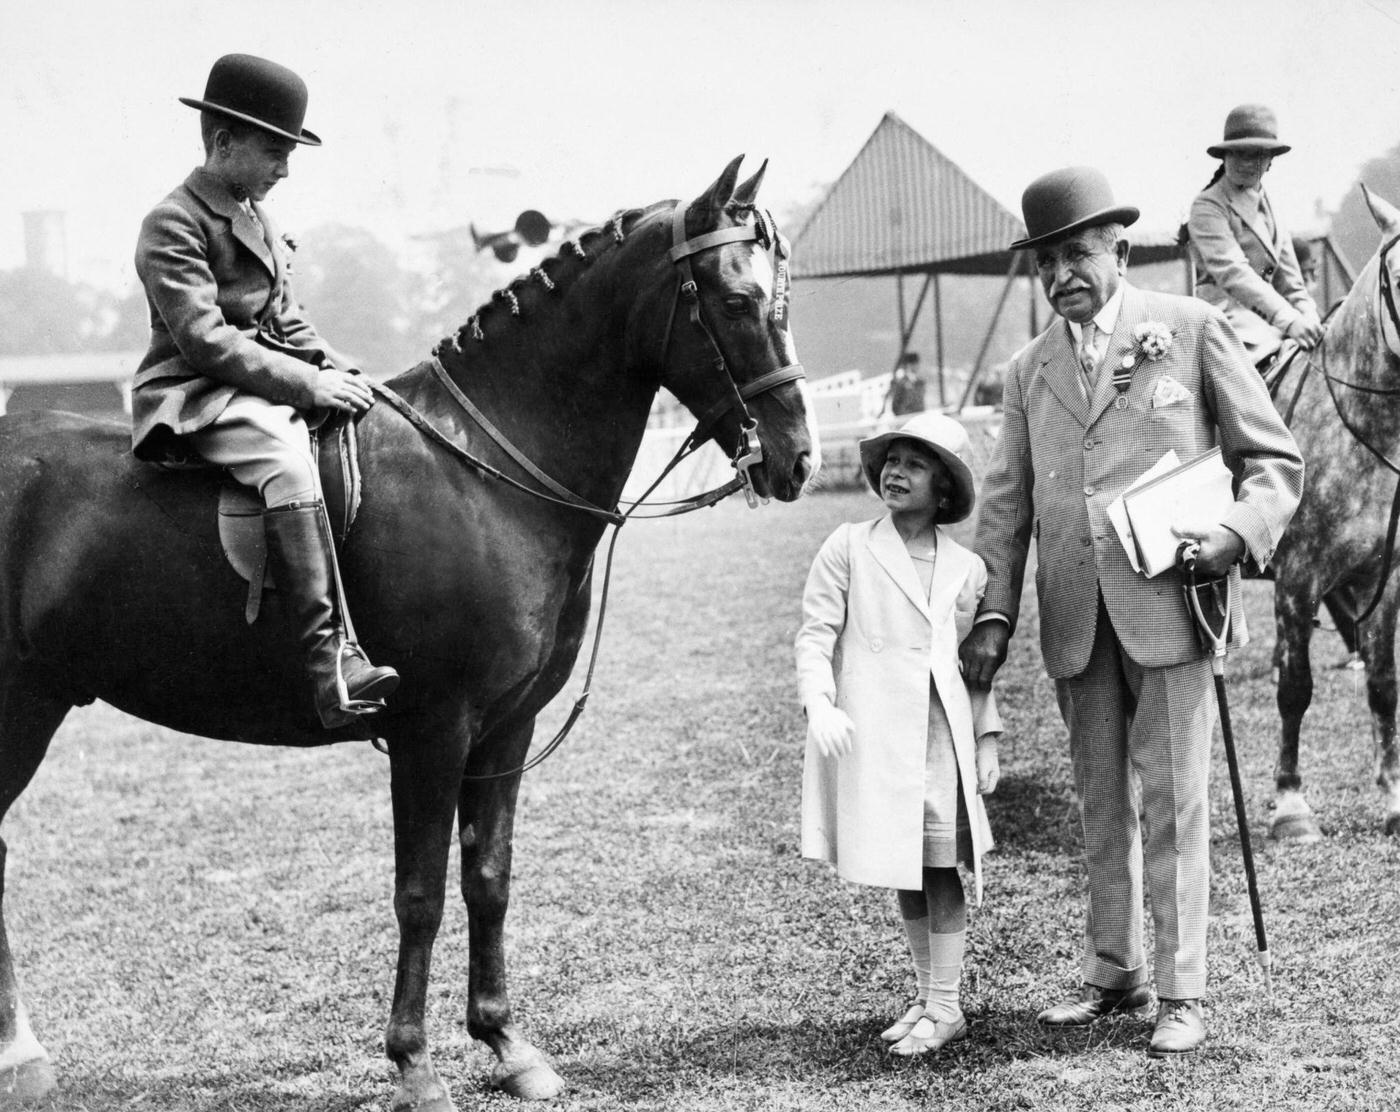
[1270,231,1400,627]
[366,201,806,777]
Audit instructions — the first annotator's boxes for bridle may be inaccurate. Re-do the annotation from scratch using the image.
[1270,231,1400,627]
[365,199,807,776]
[656,198,805,507]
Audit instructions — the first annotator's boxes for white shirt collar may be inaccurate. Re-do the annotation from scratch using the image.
[1066,282,1125,346]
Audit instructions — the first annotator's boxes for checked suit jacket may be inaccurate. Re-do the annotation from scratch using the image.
[131,167,355,462]
[976,281,1303,680]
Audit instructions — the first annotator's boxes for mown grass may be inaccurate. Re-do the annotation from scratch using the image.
[4,487,1397,1111]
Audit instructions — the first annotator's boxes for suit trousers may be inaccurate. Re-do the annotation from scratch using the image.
[1054,595,1215,1000]
[186,392,318,508]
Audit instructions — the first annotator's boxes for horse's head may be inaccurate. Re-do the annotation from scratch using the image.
[1362,184,1400,361]
[652,156,820,503]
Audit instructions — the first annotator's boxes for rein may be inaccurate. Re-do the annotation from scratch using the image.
[369,200,805,778]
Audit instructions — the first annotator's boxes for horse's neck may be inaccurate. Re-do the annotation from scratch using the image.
[395,213,671,509]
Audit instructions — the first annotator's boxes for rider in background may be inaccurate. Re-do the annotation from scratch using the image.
[131,54,398,728]
[1183,104,1324,368]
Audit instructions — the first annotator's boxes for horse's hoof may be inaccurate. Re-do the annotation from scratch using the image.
[0,1058,57,1105]
[491,1051,566,1101]
[390,1077,456,1112]
[1269,813,1323,844]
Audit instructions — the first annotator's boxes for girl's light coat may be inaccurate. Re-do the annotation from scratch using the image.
[795,516,1002,901]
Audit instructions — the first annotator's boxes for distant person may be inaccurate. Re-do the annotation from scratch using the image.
[961,166,1302,1057]
[131,53,398,728]
[1291,235,1319,290]
[795,412,1002,1058]
[883,353,928,416]
[1183,104,1323,367]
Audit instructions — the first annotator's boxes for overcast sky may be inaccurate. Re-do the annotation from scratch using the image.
[6,0,1400,288]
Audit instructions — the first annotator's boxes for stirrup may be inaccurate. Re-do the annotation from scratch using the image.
[330,641,398,716]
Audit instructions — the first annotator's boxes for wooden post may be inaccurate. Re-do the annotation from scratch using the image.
[957,255,1021,411]
[933,273,945,408]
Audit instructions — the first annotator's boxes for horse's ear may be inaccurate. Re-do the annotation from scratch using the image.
[1362,183,1400,238]
[732,159,768,206]
[692,155,746,215]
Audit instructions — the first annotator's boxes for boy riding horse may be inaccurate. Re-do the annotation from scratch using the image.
[132,53,398,728]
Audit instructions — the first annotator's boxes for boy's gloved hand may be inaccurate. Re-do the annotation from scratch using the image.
[807,700,855,759]
[976,735,1000,794]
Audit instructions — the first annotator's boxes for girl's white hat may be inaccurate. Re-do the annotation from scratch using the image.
[858,412,977,524]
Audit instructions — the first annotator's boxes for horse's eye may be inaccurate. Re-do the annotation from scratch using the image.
[721,295,753,318]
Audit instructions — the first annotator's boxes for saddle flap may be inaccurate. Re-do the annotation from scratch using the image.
[218,417,362,622]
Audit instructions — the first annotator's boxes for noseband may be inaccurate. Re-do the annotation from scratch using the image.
[661,201,806,507]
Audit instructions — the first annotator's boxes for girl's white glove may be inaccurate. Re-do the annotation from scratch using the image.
[807,700,855,758]
[976,735,1000,795]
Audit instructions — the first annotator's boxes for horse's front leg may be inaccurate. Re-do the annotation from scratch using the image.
[1272,581,1324,843]
[384,723,472,1112]
[1363,593,1400,835]
[459,717,564,1101]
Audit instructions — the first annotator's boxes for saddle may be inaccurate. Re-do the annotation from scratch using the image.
[217,416,363,623]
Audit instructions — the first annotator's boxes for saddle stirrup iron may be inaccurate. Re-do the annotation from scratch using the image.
[261,500,399,728]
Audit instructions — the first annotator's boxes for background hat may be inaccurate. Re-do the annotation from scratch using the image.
[858,412,977,524]
[1009,166,1139,250]
[1207,104,1290,158]
[180,54,321,146]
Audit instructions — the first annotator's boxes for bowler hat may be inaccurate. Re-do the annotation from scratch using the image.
[180,54,321,146]
[1009,166,1139,250]
[1207,104,1290,158]
[858,412,977,524]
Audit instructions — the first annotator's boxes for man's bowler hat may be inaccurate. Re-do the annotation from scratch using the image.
[1009,166,1139,251]
[1207,104,1290,159]
[180,54,322,146]
[858,412,977,524]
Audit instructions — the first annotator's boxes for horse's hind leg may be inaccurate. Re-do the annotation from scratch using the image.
[458,717,564,1102]
[1272,584,1324,843]
[1362,593,1400,835]
[0,676,70,1105]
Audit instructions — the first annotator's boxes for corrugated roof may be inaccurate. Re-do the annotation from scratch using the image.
[791,112,1026,279]
[790,112,1186,280]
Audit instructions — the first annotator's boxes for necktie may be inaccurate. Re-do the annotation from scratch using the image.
[1079,322,1099,386]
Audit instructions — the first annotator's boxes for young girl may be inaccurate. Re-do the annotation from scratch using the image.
[794,412,1001,1057]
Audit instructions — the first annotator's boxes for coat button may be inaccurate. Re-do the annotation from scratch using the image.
[1083,437,1095,451]
[1084,485,1095,497]
[870,638,883,652]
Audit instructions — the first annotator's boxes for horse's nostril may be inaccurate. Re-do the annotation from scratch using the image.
[793,451,813,489]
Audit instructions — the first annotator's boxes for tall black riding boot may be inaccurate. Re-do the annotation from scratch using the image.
[263,501,400,728]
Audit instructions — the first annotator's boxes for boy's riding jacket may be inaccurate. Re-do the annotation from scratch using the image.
[132,166,355,463]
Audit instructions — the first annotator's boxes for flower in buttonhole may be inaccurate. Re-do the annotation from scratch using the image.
[1133,321,1174,360]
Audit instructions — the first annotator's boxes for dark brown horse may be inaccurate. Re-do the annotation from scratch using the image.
[1269,184,1400,842]
[0,157,817,1110]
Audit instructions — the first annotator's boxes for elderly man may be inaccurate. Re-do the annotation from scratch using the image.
[959,167,1303,1056]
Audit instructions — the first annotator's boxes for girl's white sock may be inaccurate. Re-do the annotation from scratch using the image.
[924,929,965,1022]
[900,914,932,1002]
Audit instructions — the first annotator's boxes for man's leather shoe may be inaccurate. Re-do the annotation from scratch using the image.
[1148,998,1205,1056]
[1037,983,1152,1026]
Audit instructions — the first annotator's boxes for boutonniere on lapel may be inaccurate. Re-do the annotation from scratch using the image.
[1110,320,1176,408]
[280,232,298,273]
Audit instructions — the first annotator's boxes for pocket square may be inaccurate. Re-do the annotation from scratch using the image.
[1151,375,1191,408]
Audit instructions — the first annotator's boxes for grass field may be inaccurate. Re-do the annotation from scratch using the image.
[4,487,1398,1111]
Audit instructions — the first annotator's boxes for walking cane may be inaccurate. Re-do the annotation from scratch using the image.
[1176,541,1273,993]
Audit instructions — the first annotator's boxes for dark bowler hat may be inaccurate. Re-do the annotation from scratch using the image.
[1207,103,1290,158]
[180,53,321,146]
[1009,166,1139,250]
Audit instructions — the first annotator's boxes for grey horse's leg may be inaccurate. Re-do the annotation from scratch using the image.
[459,717,564,1101]
[1273,578,1324,842]
[1361,588,1400,834]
